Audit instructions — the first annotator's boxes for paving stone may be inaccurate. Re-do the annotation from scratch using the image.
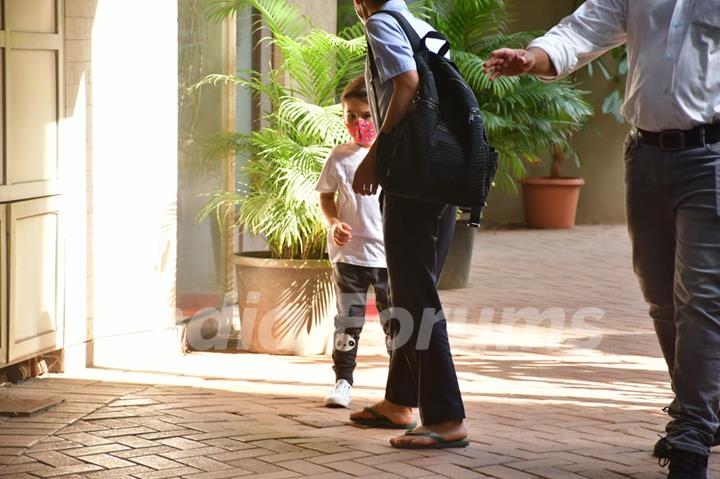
[80,452,137,468]
[2,227,720,478]
[61,442,130,457]
[27,450,85,467]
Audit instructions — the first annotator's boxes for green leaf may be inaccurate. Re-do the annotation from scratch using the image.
[198,0,596,258]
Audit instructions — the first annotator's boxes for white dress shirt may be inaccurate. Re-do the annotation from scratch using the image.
[528,0,720,132]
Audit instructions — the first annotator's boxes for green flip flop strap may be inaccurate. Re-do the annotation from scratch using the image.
[403,431,448,443]
[362,407,385,420]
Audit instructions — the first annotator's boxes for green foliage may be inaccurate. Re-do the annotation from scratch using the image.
[197,0,594,259]
[197,0,358,260]
[586,46,628,123]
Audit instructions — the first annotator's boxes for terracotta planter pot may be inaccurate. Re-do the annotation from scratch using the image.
[438,220,475,290]
[522,177,585,229]
[232,252,335,355]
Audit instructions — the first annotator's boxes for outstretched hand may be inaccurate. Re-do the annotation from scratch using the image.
[483,48,536,80]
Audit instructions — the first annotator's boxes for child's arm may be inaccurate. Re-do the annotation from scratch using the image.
[319,192,352,246]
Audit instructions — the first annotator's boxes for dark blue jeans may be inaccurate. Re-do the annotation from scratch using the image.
[625,133,720,456]
[382,194,465,425]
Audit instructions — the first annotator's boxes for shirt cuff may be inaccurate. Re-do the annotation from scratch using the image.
[527,38,566,81]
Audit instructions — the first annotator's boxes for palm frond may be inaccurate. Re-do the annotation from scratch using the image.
[197,0,594,258]
[338,22,365,40]
[206,0,308,38]
[278,97,349,145]
[275,29,366,105]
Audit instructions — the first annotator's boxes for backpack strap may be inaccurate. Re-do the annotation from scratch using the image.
[370,10,423,52]
[365,10,423,126]
[366,10,451,75]
[420,31,451,58]
[365,39,384,125]
[366,37,379,82]
[469,207,482,228]
[370,10,452,57]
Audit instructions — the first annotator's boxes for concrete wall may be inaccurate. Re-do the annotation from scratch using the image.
[63,0,179,369]
[483,0,630,226]
[63,0,96,371]
[290,0,338,34]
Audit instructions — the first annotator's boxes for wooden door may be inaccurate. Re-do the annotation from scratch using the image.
[8,196,63,363]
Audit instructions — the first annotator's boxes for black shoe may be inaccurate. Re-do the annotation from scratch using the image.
[654,428,720,459]
[663,449,708,479]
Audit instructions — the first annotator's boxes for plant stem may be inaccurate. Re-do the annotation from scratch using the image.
[550,145,565,178]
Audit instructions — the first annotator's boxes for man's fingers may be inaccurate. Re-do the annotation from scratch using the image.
[484,57,504,68]
[489,48,515,59]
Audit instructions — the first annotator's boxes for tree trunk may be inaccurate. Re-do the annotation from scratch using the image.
[550,146,565,178]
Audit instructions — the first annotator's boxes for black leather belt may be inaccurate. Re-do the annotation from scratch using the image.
[637,123,720,150]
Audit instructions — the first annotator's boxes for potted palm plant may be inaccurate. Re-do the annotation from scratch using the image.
[521,44,627,229]
[521,146,585,229]
[195,0,366,354]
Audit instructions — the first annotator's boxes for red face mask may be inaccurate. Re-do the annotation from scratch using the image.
[347,118,377,147]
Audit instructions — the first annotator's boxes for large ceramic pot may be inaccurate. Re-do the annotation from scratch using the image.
[522,177,585,229]
[232,252,335,355]
[438,220,475,290]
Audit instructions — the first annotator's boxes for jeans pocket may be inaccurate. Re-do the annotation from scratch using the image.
[623,132,638,162]
[707,140,720,156]
[715,161,720,218]
[706,141,720,217]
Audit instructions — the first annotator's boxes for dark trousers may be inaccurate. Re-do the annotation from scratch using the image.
[332,262,390,385]
[382,193,465,425]
[625,133,720,457]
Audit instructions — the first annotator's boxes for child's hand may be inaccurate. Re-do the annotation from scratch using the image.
[330,222,353,246]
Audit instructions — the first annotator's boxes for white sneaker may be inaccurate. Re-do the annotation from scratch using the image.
[325,379,352,408]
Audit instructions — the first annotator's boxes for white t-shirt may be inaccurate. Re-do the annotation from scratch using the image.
[316,142,386,268]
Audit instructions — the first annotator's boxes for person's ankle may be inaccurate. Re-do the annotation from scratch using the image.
[381,400,412,413]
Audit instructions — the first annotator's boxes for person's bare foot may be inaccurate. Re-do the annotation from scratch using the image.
[389,420,467,447]
[349,399,414,426]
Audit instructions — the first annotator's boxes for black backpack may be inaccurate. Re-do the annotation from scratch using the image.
[366,10,498,226]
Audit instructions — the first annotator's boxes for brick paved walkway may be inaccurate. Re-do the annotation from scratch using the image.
[1,226,718,478]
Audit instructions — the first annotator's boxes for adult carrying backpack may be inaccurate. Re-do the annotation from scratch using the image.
[366,10,498,226]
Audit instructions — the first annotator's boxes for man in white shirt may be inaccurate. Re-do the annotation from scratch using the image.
[485,1,720,478]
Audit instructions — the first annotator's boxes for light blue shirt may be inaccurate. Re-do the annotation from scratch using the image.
[364,0,439,127]
[529,0,720,131]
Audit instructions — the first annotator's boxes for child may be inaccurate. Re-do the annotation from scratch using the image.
[316,76,391,408]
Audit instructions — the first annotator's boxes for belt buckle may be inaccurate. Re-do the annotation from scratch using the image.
[658,130,685,150]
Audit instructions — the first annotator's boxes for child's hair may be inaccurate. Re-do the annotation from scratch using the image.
[341,76,369,104]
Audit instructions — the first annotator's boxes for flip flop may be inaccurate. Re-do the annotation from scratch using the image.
[349,407,417,429]
[391,431,470,449]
